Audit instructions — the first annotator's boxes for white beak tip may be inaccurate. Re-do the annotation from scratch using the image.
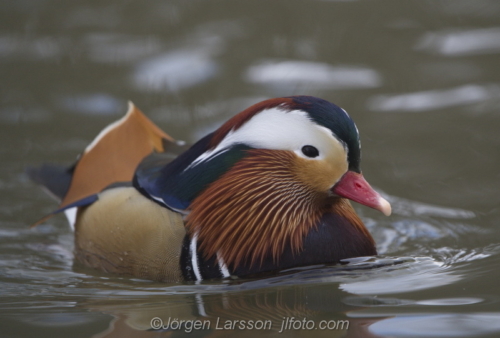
[378,197,392,216]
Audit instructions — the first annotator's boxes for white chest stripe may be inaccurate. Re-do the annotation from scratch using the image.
[217,253,231,278]
[190,233,203,281]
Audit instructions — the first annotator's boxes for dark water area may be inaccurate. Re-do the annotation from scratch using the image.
[1,0,500,337]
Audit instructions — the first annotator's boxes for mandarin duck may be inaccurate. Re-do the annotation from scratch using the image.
[29,96,391,282]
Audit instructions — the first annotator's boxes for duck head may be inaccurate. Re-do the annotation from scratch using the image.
[135,96,390,270]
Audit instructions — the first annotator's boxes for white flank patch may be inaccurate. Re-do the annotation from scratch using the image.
[84,101,135,153]
[64,207,77,231]
[189,106,343,167]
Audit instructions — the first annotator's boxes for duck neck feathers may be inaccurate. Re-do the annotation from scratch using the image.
[186,149,373,271]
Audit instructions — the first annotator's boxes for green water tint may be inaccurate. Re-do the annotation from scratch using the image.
[2,0,500,337]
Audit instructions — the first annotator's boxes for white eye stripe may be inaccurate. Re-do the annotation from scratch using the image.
[189,107,344,168]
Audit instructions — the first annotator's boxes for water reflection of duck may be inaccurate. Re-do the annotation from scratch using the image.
[29,96,391,282]
[85,283,384,338]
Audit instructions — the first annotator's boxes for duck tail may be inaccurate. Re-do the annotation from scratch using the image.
[28,102,174,226]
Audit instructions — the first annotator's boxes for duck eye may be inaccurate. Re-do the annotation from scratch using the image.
[301,145,319,158]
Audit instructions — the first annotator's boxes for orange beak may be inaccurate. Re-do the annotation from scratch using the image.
[332,171,391,216]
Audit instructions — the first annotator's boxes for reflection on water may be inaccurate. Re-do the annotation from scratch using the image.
[131,20,244,92]
[133,49,219,92]
[58,94,123,116]
[85,34,163,64]
[2,0,500,337]
[363,192,487,257]
[416,28,500,56]
[368,84,499,113]
[0,35,64,60]
[245,60,382,90]
[344,296,483,307]
[382,193,476,219]
[0,106,50,124]
[366,313,500,338]
[339,257,462,294]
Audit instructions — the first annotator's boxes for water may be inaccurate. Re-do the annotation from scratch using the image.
[1,0,500,337]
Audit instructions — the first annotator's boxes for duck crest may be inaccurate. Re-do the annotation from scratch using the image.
[187,149,329,269]
[209,97,296,148]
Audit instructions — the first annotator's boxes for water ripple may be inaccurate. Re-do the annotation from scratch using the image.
[245,60,382,90]
[416,27,500,56]
[367,313,500,337]
[368,84,500,113]
[57,94,123,116]
[382,192,475,219]
[85,33,163,64]
[132,49,219,92]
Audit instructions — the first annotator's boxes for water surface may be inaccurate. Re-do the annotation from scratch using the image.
[1,1,500,337]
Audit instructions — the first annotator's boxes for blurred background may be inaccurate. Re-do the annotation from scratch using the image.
[1,0,500,337]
